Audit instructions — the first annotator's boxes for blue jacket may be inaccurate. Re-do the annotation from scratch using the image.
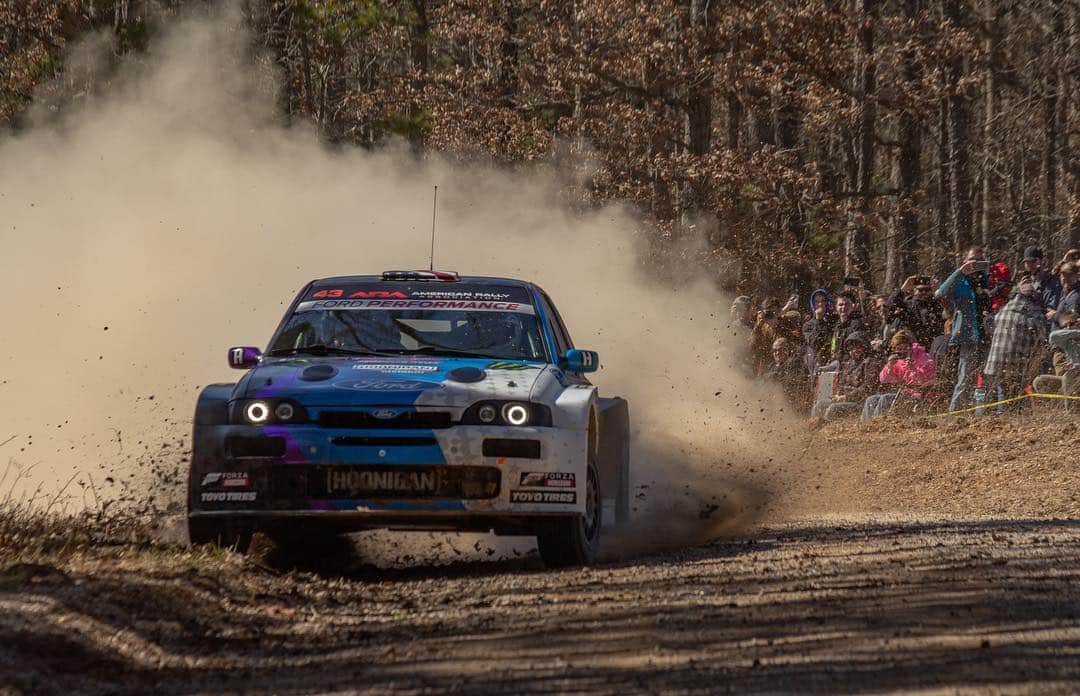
[1057,284,1079,327]
[935,267,988,348]
[1035,269,1062,311]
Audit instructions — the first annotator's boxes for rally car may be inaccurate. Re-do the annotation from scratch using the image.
[188,271,630,567]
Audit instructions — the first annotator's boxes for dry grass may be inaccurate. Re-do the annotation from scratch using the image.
[0,460,165,564]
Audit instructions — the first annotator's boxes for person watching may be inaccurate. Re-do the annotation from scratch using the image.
[888,275,942,348]
[802,288,835,369]
[730,296,754,332]
[763,337,811,414]
[827,292,866,366]
[1033,311,1080,403]
[810,332,880,421]
[749,307,780,377]
[935,246,992,411]
[861,329,936,420]
[982,278,1048,412]
[1050,262,1079,328]
[1022,245,1062,313]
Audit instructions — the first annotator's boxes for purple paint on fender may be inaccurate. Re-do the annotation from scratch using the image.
[262,425,310,464]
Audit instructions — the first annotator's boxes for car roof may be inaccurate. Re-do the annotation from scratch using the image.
[310,275,538,289]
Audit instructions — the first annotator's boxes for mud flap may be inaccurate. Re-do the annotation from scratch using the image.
[597,397,630,525]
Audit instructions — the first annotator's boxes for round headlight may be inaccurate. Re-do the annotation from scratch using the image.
[478,404,497,423]
[503,403,529,426]
[274,402,295,421]
[245,401,270,423]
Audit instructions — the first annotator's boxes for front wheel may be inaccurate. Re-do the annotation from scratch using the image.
[188,517,254,553]
[535,462,602,568]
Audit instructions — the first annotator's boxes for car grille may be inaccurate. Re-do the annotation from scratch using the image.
[317,411,453,429]
[331,436,438,447]
[270,465,500,500]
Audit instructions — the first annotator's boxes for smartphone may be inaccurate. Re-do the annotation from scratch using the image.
[843,276,861,287]
[971,260,990,272]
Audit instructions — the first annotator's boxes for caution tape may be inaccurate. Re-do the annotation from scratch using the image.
[928,391,1080,419]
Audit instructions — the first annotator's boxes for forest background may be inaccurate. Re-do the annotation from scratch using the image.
[4,0,1079,296]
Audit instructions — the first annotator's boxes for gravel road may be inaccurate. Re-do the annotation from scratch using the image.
[2,417,1079,694]
[3,516,1079,694]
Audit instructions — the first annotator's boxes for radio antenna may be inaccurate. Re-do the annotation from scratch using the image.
[428,185,438,271]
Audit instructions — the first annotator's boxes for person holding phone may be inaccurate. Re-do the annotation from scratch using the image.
[887,274,942,348]
[936,246,993,411]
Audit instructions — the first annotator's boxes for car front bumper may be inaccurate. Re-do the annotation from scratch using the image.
[189,423,588,528]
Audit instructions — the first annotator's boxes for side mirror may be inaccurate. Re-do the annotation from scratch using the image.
[563,348,600,373]
[228,346,262,369]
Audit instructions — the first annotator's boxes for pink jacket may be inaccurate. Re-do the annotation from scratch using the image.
[878,343,936,398]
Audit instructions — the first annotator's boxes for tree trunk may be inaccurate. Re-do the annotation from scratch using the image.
[889,0,923,287]
[1064,2,1079,248]
[980,0,996,249]
[725,91,742,149]
[777,100,805,244]
[935,96,951,274]
[408,0,430,151]
[845,0,876,283]
[944,0,972,258]
[1042,0,1063,252]
[499,3,519,107]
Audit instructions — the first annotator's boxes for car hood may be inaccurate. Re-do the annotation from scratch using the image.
[235,356,547,407]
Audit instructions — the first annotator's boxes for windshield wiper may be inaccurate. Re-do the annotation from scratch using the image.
[267,345,394,357]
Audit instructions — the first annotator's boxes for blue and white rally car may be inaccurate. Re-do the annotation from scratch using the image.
[188,271,630,567]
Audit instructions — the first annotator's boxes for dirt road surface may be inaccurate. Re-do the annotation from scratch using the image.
[2,417,1079,694]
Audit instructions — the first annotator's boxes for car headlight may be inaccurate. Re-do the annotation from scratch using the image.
[461,401,551,427]
[245,401,271,423]
[232,399,308,425]
[478,404,498,423]
[502,403,529,426]
[274,402,295,421]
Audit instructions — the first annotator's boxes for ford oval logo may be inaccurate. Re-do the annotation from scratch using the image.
[372,409,399,420]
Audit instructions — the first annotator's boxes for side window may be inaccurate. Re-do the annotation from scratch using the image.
[539,292,573,357]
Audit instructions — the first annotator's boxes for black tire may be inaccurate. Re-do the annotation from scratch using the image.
[188,516,254,553]
[536,461,602,568]
[264,531,355,572]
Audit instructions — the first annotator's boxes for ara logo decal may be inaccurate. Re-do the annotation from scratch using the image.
[310,289,408,299]
[486,361,535,371]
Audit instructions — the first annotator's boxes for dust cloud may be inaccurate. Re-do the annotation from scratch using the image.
[0,6,805,556]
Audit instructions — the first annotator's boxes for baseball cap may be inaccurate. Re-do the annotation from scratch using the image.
[1023,246,1044,262]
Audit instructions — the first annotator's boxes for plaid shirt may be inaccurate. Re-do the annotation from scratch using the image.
[984,293,1047,375]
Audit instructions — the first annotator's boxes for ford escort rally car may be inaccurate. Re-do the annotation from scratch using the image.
[188,271,630,567]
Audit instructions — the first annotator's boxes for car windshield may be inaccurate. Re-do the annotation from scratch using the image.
[268,284,547,361]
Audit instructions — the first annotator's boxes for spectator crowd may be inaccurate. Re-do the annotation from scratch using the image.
[729,246,1080,421]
